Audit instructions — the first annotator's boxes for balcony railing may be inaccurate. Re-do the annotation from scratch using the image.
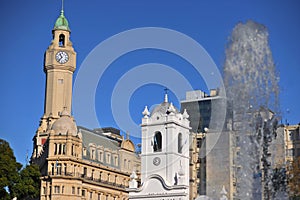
[48,171,127,189]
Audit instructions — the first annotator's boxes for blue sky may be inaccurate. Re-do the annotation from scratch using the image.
[0,0,299,165]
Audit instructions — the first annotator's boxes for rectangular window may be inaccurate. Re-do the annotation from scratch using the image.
[91,149,95,159]
[91,169,94,179]
[83,148,87,156]
[106,153,111,164]
[58,79,64,84]
[98,194,101,200]
[54,186,60,194]
[99,151,104,162]
[58,144,62,154]
[43,186,46,195]
[62,144,66,155]
[83,167,87,177]
[54,143,57,155]
[56,163,62,175]
[77,187,80,195]
[72,144,75,156]
[72,187,75,194]
[124,159,127,169]
[114,156,119,166]
[64,163,67,175]
[82,190,85,197]
[90,192,93,199]
[51,163,54,175]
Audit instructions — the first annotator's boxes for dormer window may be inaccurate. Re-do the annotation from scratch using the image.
[153,132,162,152]
[59,34,65,47]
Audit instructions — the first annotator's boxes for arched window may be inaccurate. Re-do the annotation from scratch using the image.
[178,133,183,153]
[153,132,162,152]
[59,34,65,47]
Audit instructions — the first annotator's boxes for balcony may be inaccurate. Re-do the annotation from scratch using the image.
[48,171,127,190]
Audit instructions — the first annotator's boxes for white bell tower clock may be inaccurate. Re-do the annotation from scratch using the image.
[128,93,191,200]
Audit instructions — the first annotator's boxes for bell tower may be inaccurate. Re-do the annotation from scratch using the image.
[129,94,191,200]
[140,94,191,186]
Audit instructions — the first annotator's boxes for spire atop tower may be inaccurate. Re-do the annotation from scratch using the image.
[61,0,64,13]
[54,0,70,31]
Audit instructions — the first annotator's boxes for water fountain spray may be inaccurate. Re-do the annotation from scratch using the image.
[223,20,281,199]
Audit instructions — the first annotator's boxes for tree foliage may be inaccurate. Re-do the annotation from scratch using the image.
[0,139,22,199]
[0,139,41,200]
[12,164,41,200]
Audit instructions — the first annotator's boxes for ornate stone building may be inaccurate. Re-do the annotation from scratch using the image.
[31,7,140,200]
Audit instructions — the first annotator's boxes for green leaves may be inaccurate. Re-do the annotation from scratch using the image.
[0,139,21,199]
[12,164,41,199]
[0,139,40,200]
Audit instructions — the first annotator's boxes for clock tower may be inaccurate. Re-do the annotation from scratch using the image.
[43,8,76,119]
[32,6,76,159]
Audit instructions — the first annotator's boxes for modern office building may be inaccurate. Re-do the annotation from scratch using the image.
[180,89,222,133]
[180,90,232,199]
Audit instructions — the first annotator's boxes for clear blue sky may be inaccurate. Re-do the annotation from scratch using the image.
[0,0,299,165]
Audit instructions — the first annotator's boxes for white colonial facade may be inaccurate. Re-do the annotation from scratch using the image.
[128,94,191,200]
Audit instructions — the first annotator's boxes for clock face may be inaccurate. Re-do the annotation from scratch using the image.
[55,51,69,64]
[153,157,161,166]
